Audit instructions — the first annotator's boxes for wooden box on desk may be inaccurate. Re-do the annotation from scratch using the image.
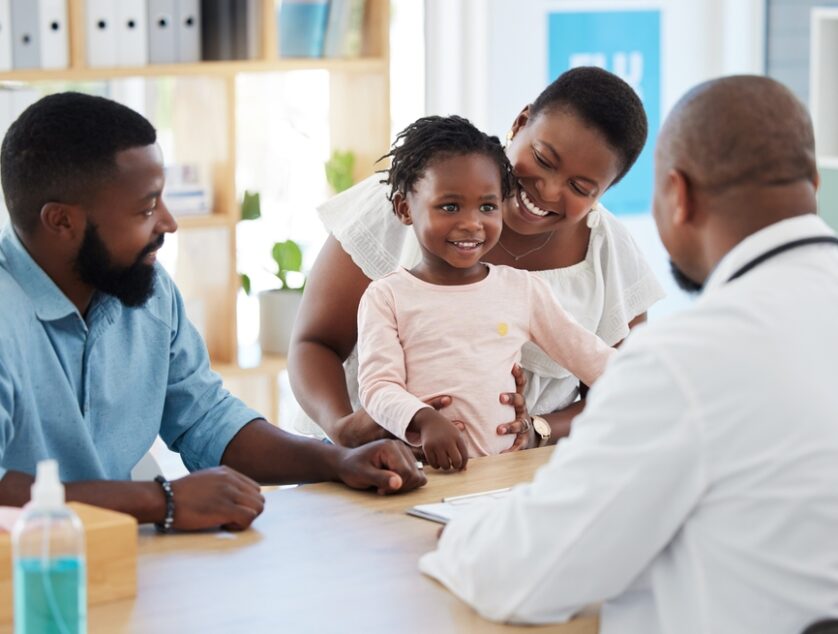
[0,502,138,623]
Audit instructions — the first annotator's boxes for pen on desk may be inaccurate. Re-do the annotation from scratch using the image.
[442,487,511,503]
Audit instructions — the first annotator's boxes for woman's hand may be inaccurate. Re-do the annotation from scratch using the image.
[335,395,454,454]
[496,364,534,452]
[334,408,395,448]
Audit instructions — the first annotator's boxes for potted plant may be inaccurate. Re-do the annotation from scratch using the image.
[257,239,306,356]
[238,191,306,356]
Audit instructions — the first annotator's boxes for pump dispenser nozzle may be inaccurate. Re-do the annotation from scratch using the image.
[30,459,65,510]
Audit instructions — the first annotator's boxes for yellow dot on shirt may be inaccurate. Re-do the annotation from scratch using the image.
[497,322,509,336]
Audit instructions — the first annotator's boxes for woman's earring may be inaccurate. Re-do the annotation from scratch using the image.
[586,206,601,229]
[505,130,514,147]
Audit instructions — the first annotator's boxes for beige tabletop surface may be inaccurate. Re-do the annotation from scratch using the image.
[8,447,599,633]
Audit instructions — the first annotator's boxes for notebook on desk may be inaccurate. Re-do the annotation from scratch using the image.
[406,488,512,525]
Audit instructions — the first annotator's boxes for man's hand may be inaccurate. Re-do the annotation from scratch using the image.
[170,466,265,532]
[411,409,468,471]
[497,364,534,452]
[334,439,427,494]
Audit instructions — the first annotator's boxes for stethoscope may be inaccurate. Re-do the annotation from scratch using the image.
[726,236,838,283]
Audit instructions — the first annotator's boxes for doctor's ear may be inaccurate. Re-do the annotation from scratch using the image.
[393,192,413,226]
[669,169,695,227]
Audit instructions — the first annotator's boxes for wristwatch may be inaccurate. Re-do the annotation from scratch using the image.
[531,415,551,448]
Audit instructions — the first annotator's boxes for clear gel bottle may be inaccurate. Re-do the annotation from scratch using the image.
[12,460,87,634]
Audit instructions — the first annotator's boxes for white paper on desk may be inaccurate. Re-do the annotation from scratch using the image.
[407,489,511,525]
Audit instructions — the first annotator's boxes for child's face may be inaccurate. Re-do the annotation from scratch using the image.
[396,153,503,282]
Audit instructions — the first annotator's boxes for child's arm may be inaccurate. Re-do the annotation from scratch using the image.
[527,276,616,387]
[357,283,434,442]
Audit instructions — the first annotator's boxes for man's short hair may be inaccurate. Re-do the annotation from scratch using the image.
[1,92,157,234]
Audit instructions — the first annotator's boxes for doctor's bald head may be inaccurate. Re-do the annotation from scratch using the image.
[652,75,820,292]
[656,75,817,194]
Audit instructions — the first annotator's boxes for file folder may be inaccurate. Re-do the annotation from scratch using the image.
[85,0,116,67]
[147,0,177,64]
[200,0,234,61]
[278,0,329,58]
[10,0,40,69]
[116,0,148,66]
[0,1,11,71]
[38,0,68,69]
[176,0,201,63]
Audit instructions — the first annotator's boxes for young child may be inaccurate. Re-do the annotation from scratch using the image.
[357,115,615,470]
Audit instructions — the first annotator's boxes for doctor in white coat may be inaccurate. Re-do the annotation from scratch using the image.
[419,75,838,634]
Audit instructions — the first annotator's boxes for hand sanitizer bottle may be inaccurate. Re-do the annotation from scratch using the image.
[12,460,86,634]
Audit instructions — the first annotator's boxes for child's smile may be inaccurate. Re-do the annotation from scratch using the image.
[395,152,505,286]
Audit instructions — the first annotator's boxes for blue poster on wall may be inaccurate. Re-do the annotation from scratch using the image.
[548,10,660,215]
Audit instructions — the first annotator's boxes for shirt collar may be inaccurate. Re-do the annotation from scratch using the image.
[703,214,836,294]
[0,224,82,322]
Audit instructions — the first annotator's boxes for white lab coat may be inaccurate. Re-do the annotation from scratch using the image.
[420,214,838,634]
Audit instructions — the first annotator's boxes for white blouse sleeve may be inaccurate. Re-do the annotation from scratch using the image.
[593,208,666,345]
[317,173,418,280]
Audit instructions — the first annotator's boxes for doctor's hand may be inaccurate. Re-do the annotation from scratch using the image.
[170,466,265,532]
[334,439,427,495]
[497,364,534,452]
[410,409,469,471]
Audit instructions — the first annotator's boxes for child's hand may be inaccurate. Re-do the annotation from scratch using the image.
[409,409,468,471]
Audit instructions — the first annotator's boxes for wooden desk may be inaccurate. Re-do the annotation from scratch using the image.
[9,448,599,633]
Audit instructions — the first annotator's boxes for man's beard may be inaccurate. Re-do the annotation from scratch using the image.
[75,222,163,307]
[669,260,703,295]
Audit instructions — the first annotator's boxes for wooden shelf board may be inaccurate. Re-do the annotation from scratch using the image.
[175,214,236,230]
[0,58,387,83]
[818,156,838,170]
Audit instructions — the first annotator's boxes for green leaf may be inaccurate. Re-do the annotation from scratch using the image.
[325,150,356,194]
[240,273,251,295]
[241,190,261,221]
[272,240,303,289]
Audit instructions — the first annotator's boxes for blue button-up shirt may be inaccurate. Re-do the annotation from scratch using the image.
[0,225,262,481]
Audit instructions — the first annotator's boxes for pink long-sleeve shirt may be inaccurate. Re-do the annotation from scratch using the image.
[357,264,616,456]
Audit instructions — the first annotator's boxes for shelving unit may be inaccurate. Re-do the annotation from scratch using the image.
[0,0,391,420]
[810,7,838,231]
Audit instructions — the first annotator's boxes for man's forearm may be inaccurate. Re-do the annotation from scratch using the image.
[221,419,343,484]
[0,470,165,524]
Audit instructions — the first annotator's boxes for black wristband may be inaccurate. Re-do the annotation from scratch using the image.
[154,475,175,533]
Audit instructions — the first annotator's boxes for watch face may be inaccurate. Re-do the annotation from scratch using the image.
[533,416,550,438]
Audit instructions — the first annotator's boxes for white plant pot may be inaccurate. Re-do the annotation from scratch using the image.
[259,289,303,356]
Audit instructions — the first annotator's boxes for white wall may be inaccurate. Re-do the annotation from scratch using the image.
[424,0,765,317]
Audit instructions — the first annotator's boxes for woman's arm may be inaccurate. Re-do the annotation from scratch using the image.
[288,235,390,446]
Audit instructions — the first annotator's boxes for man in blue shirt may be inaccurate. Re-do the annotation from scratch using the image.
[0,92,426,532]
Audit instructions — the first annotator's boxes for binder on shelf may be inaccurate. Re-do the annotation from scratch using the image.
[176,0,201,63]
[231,0,247,60]
[278,0,329,58]
[200,0,251,61]
[147,0,177,64]
[245,0,261,60]
[0,1,12,71]
[85,0,116,68]
[38,0,68,69]
[115,0,148,67]
[200,0,234,61]
[10,0,41,69]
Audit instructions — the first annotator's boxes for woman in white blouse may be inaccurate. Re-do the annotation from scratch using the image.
[288,66,665,449]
